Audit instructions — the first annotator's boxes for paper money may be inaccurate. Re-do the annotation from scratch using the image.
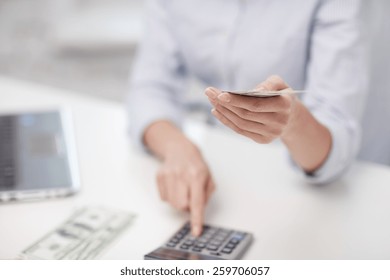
[18,206,136,260]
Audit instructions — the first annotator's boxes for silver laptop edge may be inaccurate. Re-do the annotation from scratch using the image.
[0,109,81,202]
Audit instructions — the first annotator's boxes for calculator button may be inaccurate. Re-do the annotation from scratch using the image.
[202,236,213,242]
[184,240,194,246]
[207,244,219,251]
[214,236,226,242]
[218,232,229,237]
[192,247,202,252]
[232,232,246,240]
[180,245,190,250]
[198,237,209,243]
[195,242,206,248]
[225,243,236,249]
[178,229,189,234]
[170,238,180,244]
[166,242,176,247]
[210,240,222,246]
[210,252,221,256]
[201,233,214,239]
[175,233,185,239]
[229,238,240,244]
[221,248,233,254]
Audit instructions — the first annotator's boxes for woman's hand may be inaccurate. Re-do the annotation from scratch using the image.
[206,75,332,173]
[144,121,215,236]
[205,75,299,144]
[157,144,215,236]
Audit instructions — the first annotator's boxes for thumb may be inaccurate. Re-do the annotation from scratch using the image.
[255,75,289,91]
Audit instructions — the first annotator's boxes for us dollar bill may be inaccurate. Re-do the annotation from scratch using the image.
[18,206,136,260]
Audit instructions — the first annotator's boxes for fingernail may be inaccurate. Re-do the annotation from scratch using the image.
[211,108,217,115]
[192,225,201,237]
[257,86,266,91]
[218,93,231,103]
[205,88,217,99]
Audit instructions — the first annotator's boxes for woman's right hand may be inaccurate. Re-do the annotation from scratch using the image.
[144,121,215,237]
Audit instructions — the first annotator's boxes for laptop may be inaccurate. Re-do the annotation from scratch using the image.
[0,110,80,202]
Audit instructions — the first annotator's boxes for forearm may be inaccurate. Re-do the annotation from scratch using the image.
[281,101,332,173]
[143,120,198,160]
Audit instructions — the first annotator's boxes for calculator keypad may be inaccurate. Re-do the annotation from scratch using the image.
[165,223,247,257]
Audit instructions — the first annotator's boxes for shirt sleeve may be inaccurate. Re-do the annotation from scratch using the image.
[127,0,188,150]
[298,0,369,184]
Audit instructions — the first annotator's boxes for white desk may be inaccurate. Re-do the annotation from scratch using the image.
[1,76,390,260]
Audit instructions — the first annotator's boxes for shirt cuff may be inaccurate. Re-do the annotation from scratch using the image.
[290,114,359,185]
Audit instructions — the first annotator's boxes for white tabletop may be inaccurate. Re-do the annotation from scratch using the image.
[1,76,390,260]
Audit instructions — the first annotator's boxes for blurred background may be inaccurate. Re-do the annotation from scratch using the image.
[0,0,389,105]
[0,0,144,101]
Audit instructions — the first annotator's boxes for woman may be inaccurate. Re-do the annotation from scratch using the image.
[128,0,367,236]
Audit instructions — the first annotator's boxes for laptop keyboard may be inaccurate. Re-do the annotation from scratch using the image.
[0,116,16,187]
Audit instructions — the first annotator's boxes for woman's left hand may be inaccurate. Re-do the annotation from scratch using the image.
[205,75,300,144]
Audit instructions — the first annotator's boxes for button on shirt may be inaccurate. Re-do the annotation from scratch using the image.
[128,0,368,184]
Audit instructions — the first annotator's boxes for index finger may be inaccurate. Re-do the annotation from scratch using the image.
[190,178,206,237]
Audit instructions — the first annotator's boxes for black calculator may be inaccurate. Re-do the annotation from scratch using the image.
[145,222,253,260]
